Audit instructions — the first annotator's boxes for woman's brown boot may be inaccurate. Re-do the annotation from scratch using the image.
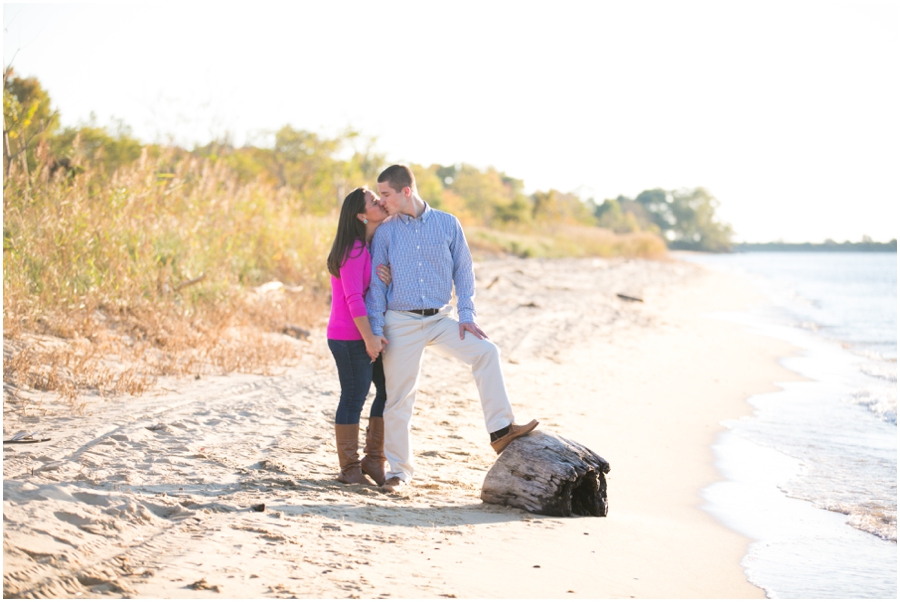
[335,424,372,485]
[360,417,387,486]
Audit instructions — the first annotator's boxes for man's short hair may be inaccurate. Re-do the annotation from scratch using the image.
[377,164,416,193]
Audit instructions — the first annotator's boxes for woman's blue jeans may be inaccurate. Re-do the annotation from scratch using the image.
[328,338,387,425]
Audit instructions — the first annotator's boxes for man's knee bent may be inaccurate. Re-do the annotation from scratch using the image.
[469,337,502,365]
[483,337,501,356]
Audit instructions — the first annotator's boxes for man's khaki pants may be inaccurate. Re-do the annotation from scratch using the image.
[382,306,515,483]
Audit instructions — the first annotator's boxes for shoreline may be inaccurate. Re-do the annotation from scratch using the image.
[688,253,898,598]
[3,257,799,598]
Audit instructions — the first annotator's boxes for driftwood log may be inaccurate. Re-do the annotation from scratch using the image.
[481,430,610,517]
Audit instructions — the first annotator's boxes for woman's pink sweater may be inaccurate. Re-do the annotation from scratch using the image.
[327,240,371,340]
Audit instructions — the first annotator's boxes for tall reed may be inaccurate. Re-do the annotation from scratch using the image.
[3,144,667,405]
[4,146,335,403]
[466,224,668,260]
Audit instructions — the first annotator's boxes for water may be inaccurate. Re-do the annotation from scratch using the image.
[679,252,897,598]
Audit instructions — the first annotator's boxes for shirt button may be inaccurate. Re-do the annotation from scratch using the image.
[416,245,420,249]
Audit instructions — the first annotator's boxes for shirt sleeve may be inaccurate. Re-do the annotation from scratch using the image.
[338,243,368,319]
[366,227,389,336]
[449,216,476,324]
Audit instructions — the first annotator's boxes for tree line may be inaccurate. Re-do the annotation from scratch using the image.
[593,189,734,252]
[4,68,734,252]
[733,240,897,253]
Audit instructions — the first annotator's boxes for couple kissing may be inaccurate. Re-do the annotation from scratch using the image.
[326,164,538,493]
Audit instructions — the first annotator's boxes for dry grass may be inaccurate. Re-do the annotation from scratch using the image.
[3,336,156,405]
[2,287,327,407]
[467,224,668,260]
[3,145,332,409]
[3,144,666,409]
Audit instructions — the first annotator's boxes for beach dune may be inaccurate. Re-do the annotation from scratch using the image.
[3,257,799,598]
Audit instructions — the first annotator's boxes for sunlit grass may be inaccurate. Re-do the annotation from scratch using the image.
[467,224,667,260]
[3,148,667,405]
[3,148,333,405]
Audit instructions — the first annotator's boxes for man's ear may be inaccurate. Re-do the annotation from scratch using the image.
[404,186,412,198]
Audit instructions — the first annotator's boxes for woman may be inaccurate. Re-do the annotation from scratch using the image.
[326,187,391,486]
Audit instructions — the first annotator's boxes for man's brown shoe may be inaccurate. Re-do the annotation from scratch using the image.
[491,419,539,453]
[381,476,407,493]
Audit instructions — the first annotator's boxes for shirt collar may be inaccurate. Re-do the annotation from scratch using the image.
[398,201,431,224]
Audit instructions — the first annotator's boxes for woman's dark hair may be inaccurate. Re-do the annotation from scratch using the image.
[327,187,368,278]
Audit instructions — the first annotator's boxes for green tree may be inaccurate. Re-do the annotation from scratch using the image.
[447,164,531,225]
[635,189,674,233]
[410,163,445,209]
[630,187,733,251]
[272,126,340,201]
[595,198,640,233]
[3,67,59,178]
[50,116,144,176]
[532,189,594,225]
[668,187,733,252]
[196,141,274,185]
[617,197,658,233]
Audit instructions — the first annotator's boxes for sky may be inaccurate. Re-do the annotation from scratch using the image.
[3,0,899,243]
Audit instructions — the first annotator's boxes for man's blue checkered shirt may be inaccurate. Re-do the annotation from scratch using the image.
[366,203,476,336]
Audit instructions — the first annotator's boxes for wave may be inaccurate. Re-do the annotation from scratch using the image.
[795,320,822,332]
[848,388,898,425]
[778,485,898,543]
[821,501,897,543]
[851,348,898,363]
[859,364,898,383]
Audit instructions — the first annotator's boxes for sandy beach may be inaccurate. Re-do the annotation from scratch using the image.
[3,256,801,598]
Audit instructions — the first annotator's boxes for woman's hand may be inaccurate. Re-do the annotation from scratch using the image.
[364,335,388,362]
[376,263,392,286]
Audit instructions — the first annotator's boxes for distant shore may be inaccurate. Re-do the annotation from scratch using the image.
[3,257,795,598]
[731,240,897,252]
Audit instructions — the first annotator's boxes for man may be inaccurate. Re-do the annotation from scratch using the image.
[367,164,538,493]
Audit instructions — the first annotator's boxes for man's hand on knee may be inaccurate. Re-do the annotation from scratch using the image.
[459,321,489,340]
